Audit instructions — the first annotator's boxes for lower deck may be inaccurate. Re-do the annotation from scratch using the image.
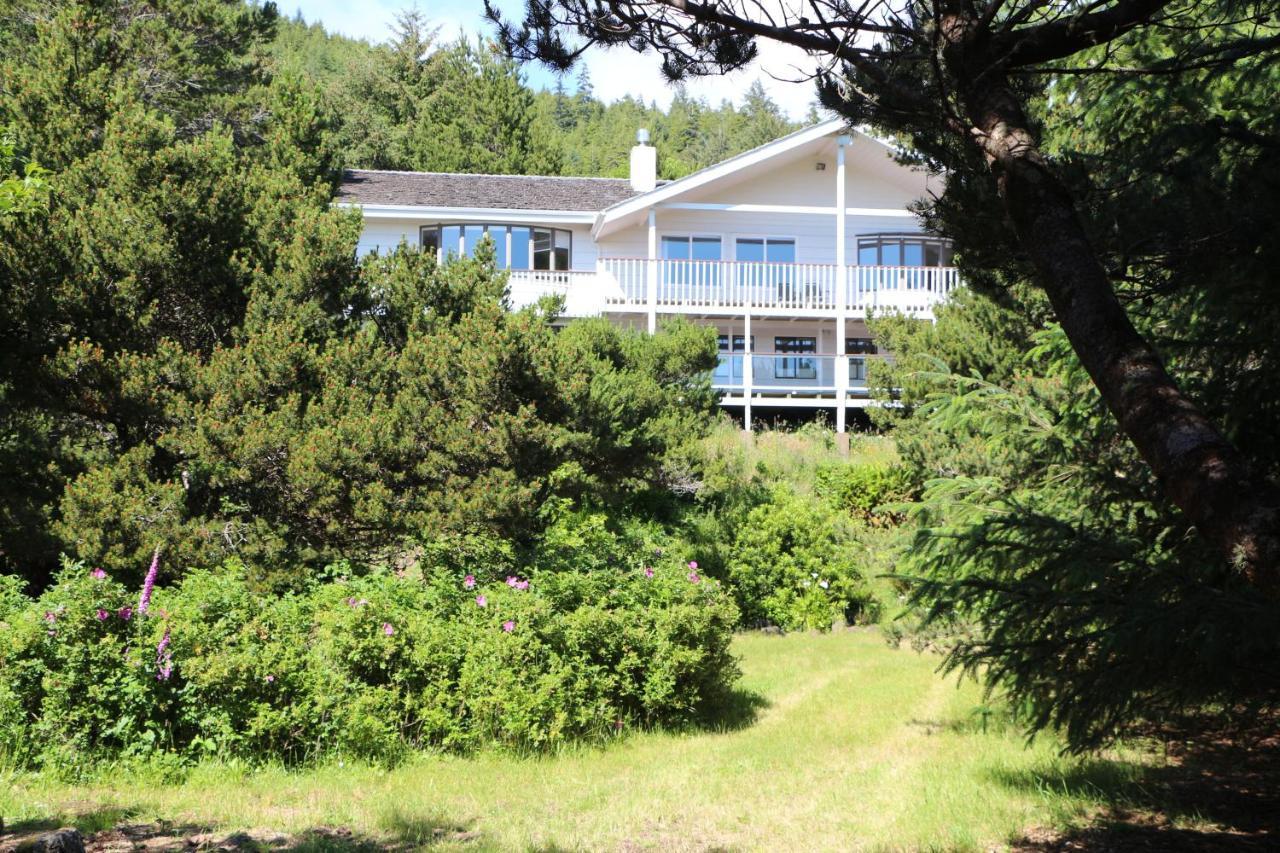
[609,314,890,432]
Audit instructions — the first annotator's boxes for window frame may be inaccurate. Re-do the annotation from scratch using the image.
[774,336,817,380]
[660,233,723,261]
[733,235,798,264]
[846,338,877,383]
[419,223,573,271]
[855,233,952,267]
[714,334,754,382]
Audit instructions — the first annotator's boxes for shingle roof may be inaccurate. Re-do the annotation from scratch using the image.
[337,169,658,212]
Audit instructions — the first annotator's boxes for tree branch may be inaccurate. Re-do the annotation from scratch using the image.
[999,0,1178,66]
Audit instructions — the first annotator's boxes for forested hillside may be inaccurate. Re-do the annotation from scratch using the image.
[271,10,803,179]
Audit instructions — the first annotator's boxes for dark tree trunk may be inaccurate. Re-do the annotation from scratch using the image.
[958,71,1280,594]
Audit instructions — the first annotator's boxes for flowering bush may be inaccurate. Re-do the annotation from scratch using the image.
[0,545,739,770]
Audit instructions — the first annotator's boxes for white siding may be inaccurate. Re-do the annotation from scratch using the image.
[595,151,931,264]
[597,211,928,266]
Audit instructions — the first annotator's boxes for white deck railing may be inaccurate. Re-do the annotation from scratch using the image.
[507,269,600,313]
[507,260,960,318]
[712,353,890,397]
[597,258,958,316]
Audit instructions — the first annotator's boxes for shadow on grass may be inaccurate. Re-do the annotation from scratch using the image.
[691,686,771,734]
[1,812,487,852]
[994,711,1280,851]
[0,807,138,840]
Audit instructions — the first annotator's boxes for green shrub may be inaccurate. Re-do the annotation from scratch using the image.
[724,489,877,631]
[53,247,719,591]
[816,462,915,524]
[0,549,739,771]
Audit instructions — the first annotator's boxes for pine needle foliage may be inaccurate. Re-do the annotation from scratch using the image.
[876,304,1280,751]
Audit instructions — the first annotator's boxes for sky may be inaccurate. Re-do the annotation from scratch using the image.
[287,1,821,120]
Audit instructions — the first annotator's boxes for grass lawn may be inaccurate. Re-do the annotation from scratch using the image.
[1,630,1154,851]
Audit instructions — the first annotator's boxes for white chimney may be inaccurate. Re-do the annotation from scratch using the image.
[630,128,656,192]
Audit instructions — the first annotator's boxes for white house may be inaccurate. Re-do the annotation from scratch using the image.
[337,119,957,433]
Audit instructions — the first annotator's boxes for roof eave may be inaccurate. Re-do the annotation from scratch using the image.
[339,202,600,225]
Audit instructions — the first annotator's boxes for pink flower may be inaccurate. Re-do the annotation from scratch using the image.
[382,622,395,636]
[502,620,515,633]
[155,626,173,681]
[643,567,654,579]
[475,595,487,608]
[506,576,518,588]
[265,674,275,683]
[95,609,110,621]
[91,568,106,580]
[138,545,161,615]
[43,611,57,623]
[688,561,698,570]
[688,571,701,584]
[463,575,476,589]
[117,606,133,621]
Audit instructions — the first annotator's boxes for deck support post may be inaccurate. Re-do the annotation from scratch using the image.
[742,309,753,432]
[646,209,657,334]
[835,135,850,435]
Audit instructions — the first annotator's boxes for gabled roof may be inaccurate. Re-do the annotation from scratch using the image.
[337,169,657,213]
[591,118,913,238]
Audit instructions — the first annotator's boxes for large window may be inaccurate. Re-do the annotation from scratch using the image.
[420,224,572,270]
[735,237,795,264]
[737,237,796,294]
[662,235,721,289]
[714,334,753,383]
[846,337,877,383]
[774,336,817,380]
[661,235,722,261]
[857,234,952,267]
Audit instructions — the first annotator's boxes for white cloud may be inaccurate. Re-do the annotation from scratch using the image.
[290,0,824,119]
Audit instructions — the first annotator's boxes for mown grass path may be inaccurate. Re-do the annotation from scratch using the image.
[2,631,1145,851]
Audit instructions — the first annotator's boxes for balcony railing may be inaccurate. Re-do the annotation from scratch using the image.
[507,269,600,312]
[597,257,958,316]
[506,259,959,318]
[712,353,890,397]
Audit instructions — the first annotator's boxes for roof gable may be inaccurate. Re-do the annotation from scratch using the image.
[590,119,871,236]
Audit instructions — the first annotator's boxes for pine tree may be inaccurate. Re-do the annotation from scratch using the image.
[738,81,791,150]
[552,75,574,131]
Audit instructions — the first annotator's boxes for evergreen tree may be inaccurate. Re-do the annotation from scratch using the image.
[0,0,346,585]
[738,81,791,150]
[405,37,561,174]
[552,75,574,130]
[574,65,594,99]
